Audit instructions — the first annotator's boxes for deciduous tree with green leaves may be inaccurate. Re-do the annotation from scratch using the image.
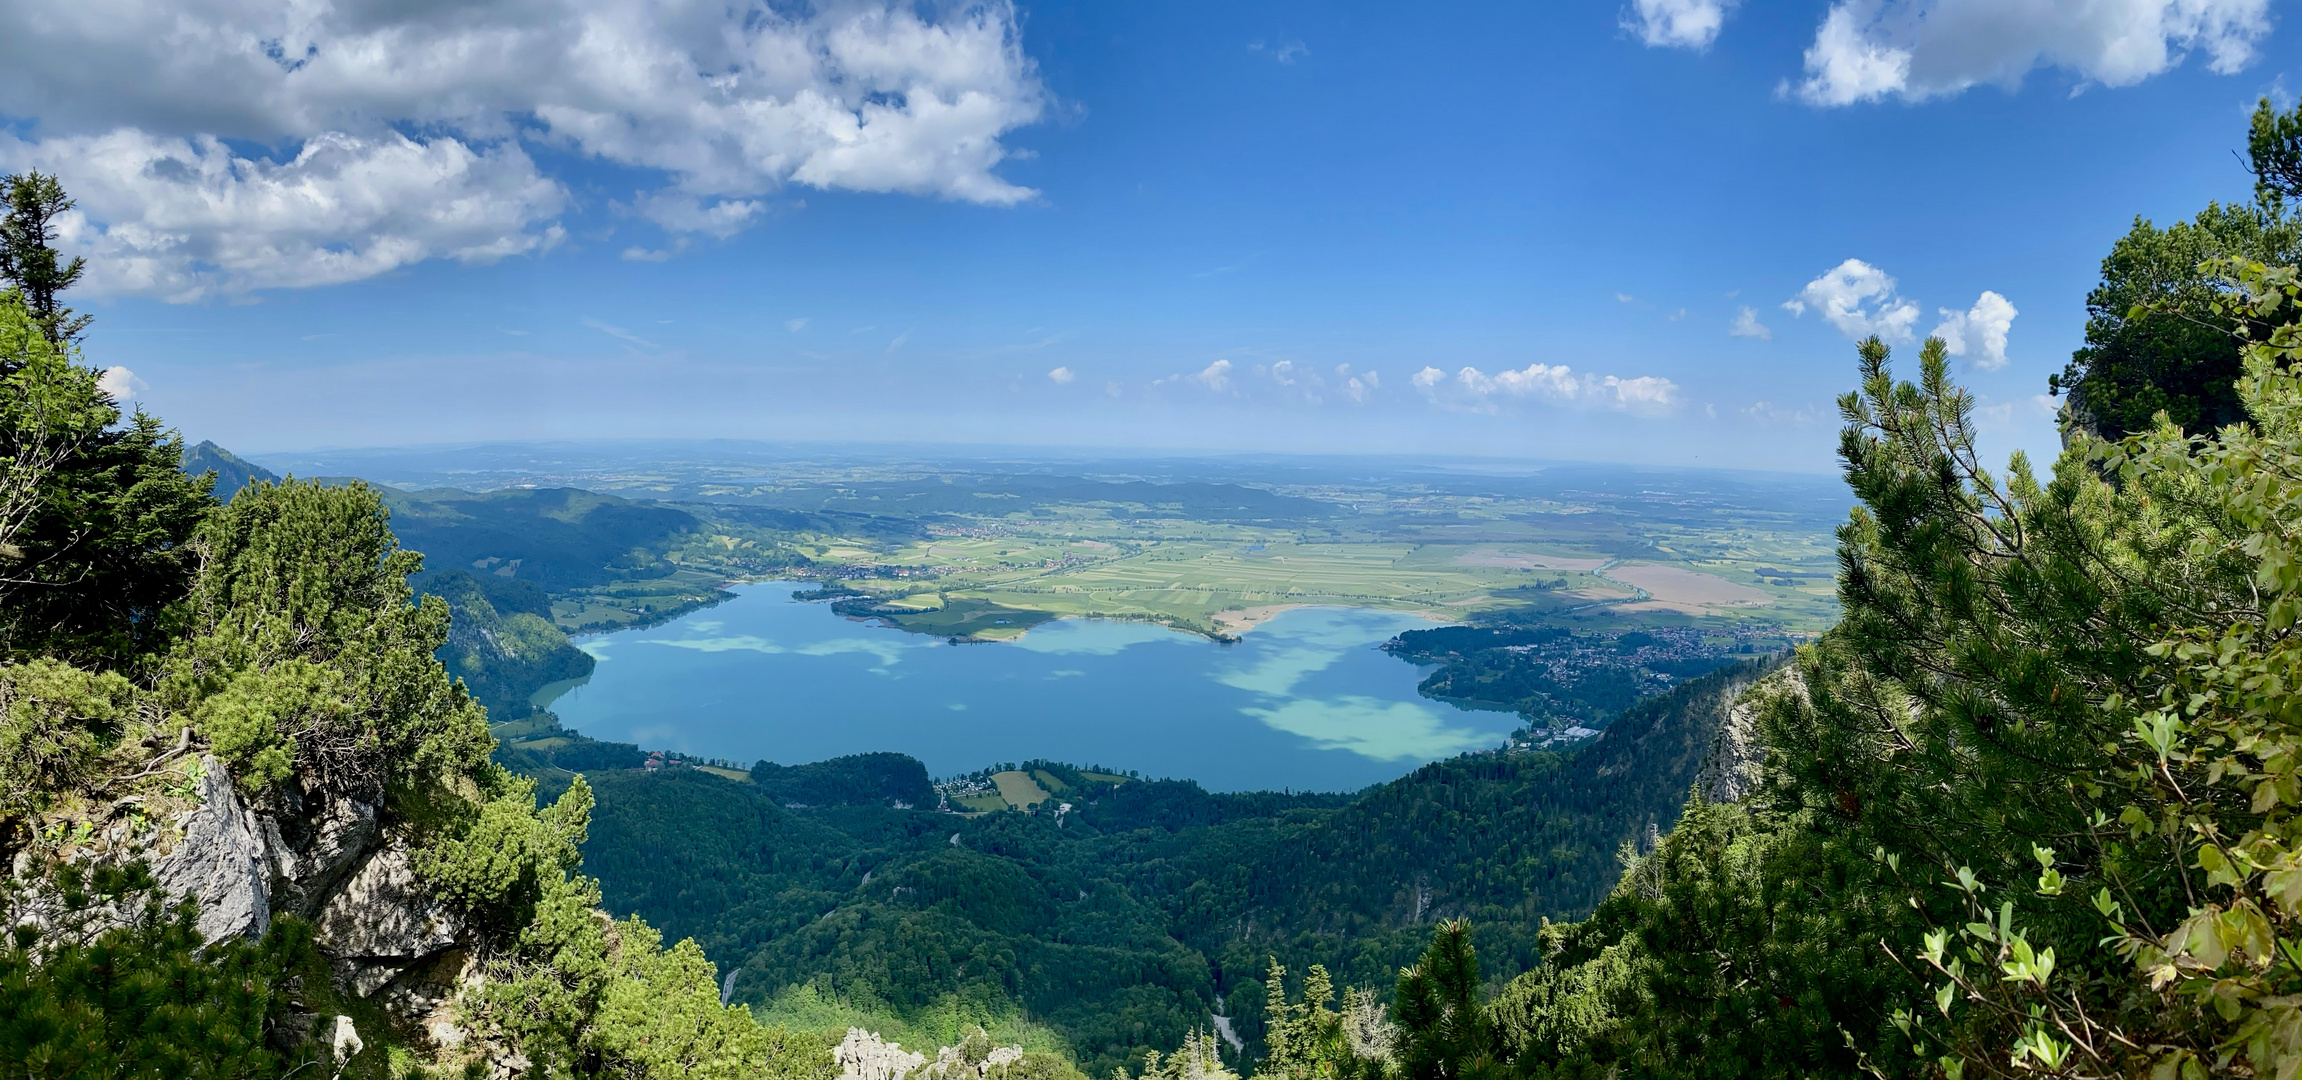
[2051,99,2302,442]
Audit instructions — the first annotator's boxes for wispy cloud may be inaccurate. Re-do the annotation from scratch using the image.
[886,331,910,354]
[1626,0,1738,51]
[1729,305,1772,340]
[582,317,658,351]
[1048,366,1076,384]
[1741,400,1824,426]
[961,335,1066,359]
[785,317,809,333]
[1249,39,1310,63]
[1419,362,1681,416]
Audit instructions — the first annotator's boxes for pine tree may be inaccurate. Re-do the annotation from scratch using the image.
[0,202,209,673]
[0,172,89,347]
[1393,921,1491,1080]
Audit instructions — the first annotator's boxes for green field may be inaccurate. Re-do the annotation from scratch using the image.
[835,532,1837,640]
[990,770,1055,809]
[375,455,1848,645]
[664,464,1854,641]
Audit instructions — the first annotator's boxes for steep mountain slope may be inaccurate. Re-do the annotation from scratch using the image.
[181,440,279,501]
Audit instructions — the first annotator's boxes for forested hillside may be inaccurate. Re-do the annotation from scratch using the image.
[573,659,1772,1077]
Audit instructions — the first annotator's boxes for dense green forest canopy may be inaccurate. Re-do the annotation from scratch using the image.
[574,660,1772,1077]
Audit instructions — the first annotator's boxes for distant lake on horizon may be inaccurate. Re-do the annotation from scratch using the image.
[542,582,1521,792]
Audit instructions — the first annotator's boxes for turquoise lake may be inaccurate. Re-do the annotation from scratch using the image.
[541,582,1521,792]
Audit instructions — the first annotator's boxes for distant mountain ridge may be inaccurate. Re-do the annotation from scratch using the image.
[181,440,279,500]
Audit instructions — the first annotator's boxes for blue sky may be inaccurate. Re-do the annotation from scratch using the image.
[2,0,2291,473]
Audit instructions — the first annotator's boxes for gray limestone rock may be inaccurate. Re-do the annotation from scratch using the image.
[1697,667,1804,805]
[151,755,271,942]
[328,1015,364,1067]
[261,787,379,920]
[834,1028,927,1080]
[314,842,462,996]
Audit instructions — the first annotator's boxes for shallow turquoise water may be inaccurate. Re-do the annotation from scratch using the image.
[542,583,1518,792]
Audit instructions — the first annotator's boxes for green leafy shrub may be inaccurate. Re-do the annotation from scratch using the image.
[162,478,493,806]
[0,659,134,819]
[416,773,590,923]
[190,658,349,793]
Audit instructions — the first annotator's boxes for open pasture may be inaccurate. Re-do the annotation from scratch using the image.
[1453,548,1611,572]
[1604,562,1773,613]
[991,770,1055,809]
[932,541,1555,635]
[842,526,1841,638]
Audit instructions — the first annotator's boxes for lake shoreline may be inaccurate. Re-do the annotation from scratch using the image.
[542,583,1516,793]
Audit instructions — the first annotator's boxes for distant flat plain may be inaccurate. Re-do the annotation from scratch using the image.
[258,442,1850,642]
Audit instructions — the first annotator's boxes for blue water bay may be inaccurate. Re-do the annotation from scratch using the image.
[543,583,1518,792]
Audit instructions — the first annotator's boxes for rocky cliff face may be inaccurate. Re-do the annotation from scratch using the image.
[1695,666,1805,805]
[151,758,270,942]
[12,752,487,1069]
[141,758,466,1005]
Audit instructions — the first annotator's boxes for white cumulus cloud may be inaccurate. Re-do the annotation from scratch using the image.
[1047,366,1075,384]
[1442,363,1681,417]
[97,366,142,401]
[1932,290,2018,370]
[0,0,1048,300]
[6,128,566,301]
[1195,359,1233,392]
[1626,0,1739,50]
[1729,305,1771,340]
[1792,0,2272,107]
[1787,258,1920,342]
